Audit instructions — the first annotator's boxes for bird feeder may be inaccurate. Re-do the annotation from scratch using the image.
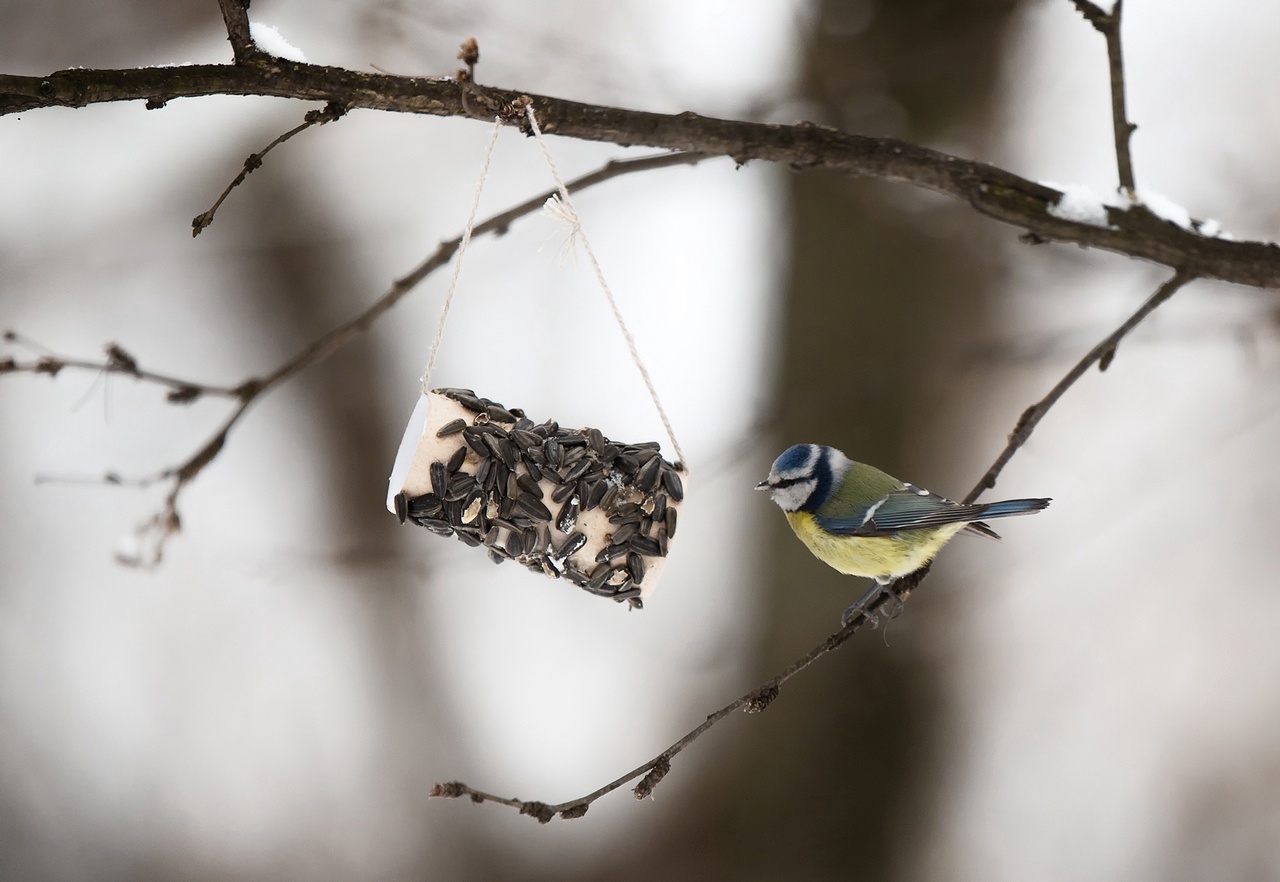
[388,388,685,608]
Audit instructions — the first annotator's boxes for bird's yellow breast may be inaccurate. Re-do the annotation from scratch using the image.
[784,511,967,580]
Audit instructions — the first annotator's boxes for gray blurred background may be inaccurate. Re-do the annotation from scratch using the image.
[3,0,1280,879]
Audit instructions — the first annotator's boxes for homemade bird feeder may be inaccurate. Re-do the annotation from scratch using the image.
[386,107,687,609]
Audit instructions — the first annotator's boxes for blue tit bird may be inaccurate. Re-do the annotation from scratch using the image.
[757,444,1050,624]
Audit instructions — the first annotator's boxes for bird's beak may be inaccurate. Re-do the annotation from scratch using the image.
[754,479,772,491]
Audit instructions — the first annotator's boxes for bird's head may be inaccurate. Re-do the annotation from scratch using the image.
[756,443,849,512]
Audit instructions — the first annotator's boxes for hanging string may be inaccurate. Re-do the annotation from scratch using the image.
[420,117,504,395]
[524,104,688,469]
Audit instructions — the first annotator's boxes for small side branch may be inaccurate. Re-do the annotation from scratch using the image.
[964,268,1195,502]
[0,334,240,403]
[193,100,347,236]
[216,0,259,65]
[430,569,930,822]
[1071,0,1137,195]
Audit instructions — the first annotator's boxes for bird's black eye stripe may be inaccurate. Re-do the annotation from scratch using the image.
[771,477,804,489]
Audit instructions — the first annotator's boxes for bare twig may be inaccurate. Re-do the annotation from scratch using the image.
[2,64,1277,287]
[193,100,346,236]
[963,269,1195,503]
[1070,0,1137,195]
[22,151,706,566]
[0,335,239,403]
[430,569,931,822]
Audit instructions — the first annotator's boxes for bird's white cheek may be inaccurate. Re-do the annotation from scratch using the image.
[771,480,815,512]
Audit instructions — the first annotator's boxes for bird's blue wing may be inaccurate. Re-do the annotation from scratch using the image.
[815,486,992,537]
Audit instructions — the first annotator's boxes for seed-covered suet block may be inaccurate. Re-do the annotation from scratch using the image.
[387,389,686,608]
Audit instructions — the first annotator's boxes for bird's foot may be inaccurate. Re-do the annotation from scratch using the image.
[841,582,886,629]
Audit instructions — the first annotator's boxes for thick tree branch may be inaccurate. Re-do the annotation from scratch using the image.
[1071,0,1137,195]
[2,64,1277,288]
[964,268,1195,502]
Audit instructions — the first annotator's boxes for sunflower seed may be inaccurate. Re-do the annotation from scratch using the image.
[555,434,588,448]
[393,492,408,524]
[600,443,620,465]
[455,531,482,548]
[615,454,639,475]
[505,530,524,557]
[662,468,684,501]
[523,459,543,483]
[544,438,563,469]
[614,588,642,603]
[488,549,506,565]
[539,557,560,578]
[445,474,476,502]
[599,483,620,513]
[516,494,553,521]
[657,525,668,556]
[461,490,484,524]
[486,405,516,423]
[635,455,662,492]
[581,482,606,512]
[407,493,443,517]
[562,458,591,484]
[551,480,576,504]
[612,521,639,545]
[436,418,467,438]
[631,535,661,556]
[463,428,489,457]
[652,494,667,523]
[555,531,587,560]
[511,429,541,450]
[514,417,534,432]
[587,563,611,591]
[556,497,579,533]
[516,473,543,498]
[665,506,678,538]
[627,553,646,584]
[454,393,486,412]
[429,462,447,499]
[563,564,589,586]
[586,427,605,454]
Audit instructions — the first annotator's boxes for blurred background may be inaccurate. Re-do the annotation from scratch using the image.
[3,0,1280,879]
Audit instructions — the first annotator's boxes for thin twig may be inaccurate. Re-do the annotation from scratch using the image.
[28,150,706,566]
[963,269,1195,503]
[0,337,240,403]
[430,569,930,823]
[193,101,347,236]
[1070,0,1137,195]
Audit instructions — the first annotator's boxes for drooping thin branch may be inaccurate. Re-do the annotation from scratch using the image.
[20,151,706,566]
[1070,0,1137,195]
[2,64,1278,288]
[430,569,931,823]
[963,269,1195,503]
[0,336,241,403]
[193,100,346,236]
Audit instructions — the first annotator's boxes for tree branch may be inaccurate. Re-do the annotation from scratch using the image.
[2,63,1276,288]
[193,100,346,236]
[216,0,260,65]
[430,569,931,823]
[0,335,240,403]
[964,268,1195,503]
[1071,0,1137,195]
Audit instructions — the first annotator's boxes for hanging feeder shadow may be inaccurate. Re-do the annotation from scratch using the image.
[388,389,686,609]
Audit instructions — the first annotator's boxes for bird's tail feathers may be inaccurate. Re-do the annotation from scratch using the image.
[981,498,1051,519]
